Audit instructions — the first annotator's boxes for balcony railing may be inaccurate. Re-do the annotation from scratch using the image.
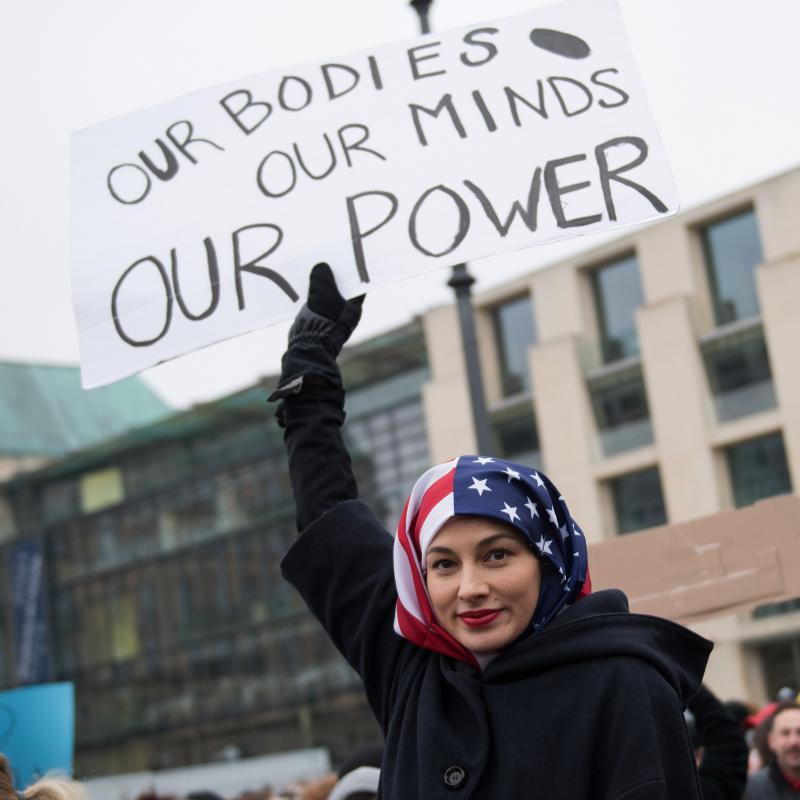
[585,356,654,458]
[700,316,776,424]
[598,418,654,457]
[712,379,776,423]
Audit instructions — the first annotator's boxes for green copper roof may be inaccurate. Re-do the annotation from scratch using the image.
[0,361,171,457]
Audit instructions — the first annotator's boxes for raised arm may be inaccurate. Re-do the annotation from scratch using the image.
[270,264,410,727]
[269,262,364,531]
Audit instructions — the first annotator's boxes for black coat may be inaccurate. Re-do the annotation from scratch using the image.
[688,685,748,800]
[282,498,713,800]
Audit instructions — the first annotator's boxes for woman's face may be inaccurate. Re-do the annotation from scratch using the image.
[424,516,541,654]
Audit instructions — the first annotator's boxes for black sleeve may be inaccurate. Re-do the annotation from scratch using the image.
[279,379,359,532]
[281,499,413,729]
[689,685,749,800]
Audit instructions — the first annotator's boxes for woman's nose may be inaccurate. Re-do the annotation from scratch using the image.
[458,566,490,601]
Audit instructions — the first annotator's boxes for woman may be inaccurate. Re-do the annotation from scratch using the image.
[269,264,712,799]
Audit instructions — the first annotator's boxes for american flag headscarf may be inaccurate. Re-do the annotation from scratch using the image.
[393,456,592,667]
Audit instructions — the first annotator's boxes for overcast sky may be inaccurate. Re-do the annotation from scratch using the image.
[1,0,798,408]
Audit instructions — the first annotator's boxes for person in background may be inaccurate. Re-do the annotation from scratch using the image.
[235,788,275,800]
[750,715,775,775]
[685,685,748,799]
[745,701,800,799]
[327,741,382,800]
[297,775,337,800]
[326,767,379,800]
[0,755,87,800]
[724,700,757,733]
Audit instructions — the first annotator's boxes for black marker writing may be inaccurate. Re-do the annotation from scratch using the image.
[107,120,224,205]
[256,124,387,199]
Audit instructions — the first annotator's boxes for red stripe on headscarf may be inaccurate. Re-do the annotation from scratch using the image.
[396,521,437,626]
[579,567,592,598]
[409,468,455,553]
[395,491,438,627]
[395,466,455,628]
[395,600,477,667]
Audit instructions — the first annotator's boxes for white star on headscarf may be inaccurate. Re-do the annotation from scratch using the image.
[531,472,545,488]
[535,535,553,555]
[468,477,491,496]
[504,466,521,482]
[473,456,494,465]
[525,498,539,518]
[546,506,558,525]
[501,502,520,523]
[559,524,569,540]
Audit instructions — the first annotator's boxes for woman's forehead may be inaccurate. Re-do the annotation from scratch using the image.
[430,515,523,549]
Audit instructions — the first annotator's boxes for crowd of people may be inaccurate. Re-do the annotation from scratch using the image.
[0,747,380,800]
[1,694,798,799]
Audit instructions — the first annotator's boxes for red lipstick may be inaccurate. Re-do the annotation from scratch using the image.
[459,609,501,627]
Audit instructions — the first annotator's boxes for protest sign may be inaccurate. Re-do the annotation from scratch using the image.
[0,683,74,787]
[71,0,678,388]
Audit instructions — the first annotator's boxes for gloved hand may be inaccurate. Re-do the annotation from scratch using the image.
[288,262,364,357]
[268,263,364,401]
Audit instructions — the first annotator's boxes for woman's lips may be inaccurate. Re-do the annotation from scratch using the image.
[458,609,502,627]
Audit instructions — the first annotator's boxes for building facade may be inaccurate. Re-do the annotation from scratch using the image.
[0,323,428,775]
[422,164,800,702]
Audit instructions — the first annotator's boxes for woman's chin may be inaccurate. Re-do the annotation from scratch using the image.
[454,622,516,654]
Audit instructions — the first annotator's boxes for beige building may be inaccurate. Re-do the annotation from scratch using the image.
[421,164,800,704]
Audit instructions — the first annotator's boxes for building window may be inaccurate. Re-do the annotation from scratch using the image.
[726,432,792,508]
[492,406,541,468]
[492,295,538,396]
[752,598,800,621]
[588,363,653,456]
[80,468,124,514]
[701,208,763,326]
[701,321,776,423]
[590,254,644,364]
[755,636,800,701]
[610,467,667,534]
[42,480,80,524]
[345,397,430,526]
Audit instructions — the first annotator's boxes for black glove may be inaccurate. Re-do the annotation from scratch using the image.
[288,262,364,357]
[268,263,364,401]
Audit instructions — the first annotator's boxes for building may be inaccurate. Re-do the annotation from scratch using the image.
[0,362,170,481]
[0,323,428,774]
[422,164,800,701]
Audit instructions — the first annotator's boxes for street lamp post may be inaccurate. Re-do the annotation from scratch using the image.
[409,0,432,34]
[409,0,495,456]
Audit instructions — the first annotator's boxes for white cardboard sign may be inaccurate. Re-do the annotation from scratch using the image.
[71,0,678,388]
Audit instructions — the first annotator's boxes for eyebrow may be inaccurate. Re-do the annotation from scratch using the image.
[426,532,519,556]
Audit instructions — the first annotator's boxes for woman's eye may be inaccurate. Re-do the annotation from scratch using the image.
[486,549,511,563]
[431,559,456,571]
